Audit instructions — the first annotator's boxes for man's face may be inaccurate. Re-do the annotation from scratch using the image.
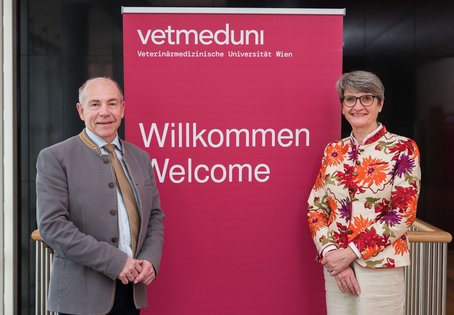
[76,79,125,143]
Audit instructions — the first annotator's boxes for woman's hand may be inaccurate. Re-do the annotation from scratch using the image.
[322,247,357,276]
[334,266,361,296]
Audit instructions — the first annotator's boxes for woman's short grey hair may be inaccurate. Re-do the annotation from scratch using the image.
[78,77,124,104]
[336,71,385,101]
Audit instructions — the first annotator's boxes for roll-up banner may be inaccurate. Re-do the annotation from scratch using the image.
[123,7,344,314]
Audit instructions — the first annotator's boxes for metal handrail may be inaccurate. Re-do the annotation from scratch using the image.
[31,230,43,242]
[32,218,452,315]
[33,219,451,247]
[408,219,452,243]
[32,230,56,315]
[405,218,452,315]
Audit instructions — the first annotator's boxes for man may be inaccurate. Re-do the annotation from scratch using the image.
[36,77,164,315]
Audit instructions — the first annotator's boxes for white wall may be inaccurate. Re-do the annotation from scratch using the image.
[2,0,17,314]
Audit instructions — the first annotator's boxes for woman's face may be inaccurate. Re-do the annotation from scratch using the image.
[341,89,383,131]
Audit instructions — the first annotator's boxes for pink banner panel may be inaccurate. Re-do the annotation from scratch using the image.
[123,8,343,315]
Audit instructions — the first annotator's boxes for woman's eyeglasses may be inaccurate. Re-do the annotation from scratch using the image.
[341,95,380,107]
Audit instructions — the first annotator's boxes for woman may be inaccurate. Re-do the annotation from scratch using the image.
[307,71,421,314]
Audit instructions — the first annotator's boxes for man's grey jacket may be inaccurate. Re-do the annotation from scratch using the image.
[36,133,164,315]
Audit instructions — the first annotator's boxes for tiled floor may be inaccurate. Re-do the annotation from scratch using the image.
[448,250,454,315]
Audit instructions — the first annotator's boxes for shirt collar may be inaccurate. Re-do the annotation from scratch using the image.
[350,123,384,146]
[84,128,121,152]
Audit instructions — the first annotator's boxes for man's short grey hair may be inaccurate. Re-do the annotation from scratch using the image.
[78,77,124,104]
[336,71,385,101]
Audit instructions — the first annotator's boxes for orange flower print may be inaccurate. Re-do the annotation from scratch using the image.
[412,144,420,160]
[349,215,374,236]
[325,143,349,167]
[308,212,327,237]
[356,156,389,187]
[393,237,409,255]
[327,197,337,224]
[314,163,327,190]
[404,194,418,225]
[362,245,380,260]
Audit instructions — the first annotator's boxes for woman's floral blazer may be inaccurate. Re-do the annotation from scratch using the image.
[307,126,421,268]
